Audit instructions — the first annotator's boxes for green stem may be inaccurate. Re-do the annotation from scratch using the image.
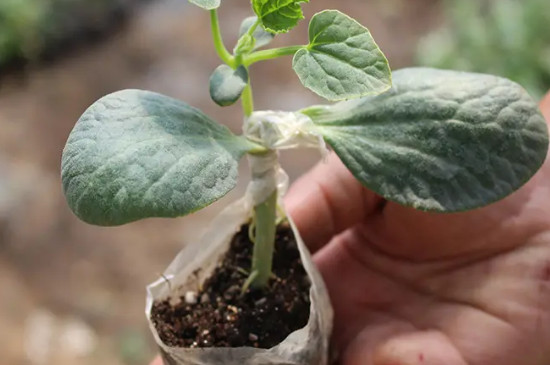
[246,18,261,38]
[244,45,304,66]
[241,81,254,117]
[240,73,276,289]
[210,9,235,68]
[250,189,278,288]
[238,33,279,290]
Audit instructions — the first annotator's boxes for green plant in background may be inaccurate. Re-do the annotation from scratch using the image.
[417,0,550,99]
[0,0,141,68]
[0,0,46,65]
[61,0,548,290]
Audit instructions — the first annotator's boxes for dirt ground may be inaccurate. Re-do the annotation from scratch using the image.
[0,0,440,364]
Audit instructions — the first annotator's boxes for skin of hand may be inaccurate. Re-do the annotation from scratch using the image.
[150,92,550,365]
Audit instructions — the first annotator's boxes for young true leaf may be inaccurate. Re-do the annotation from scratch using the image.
[234,34,256,56]
[209,65,249,106]
[188,0,220,10]
[305,68,549,212]
[239,16,275,51]
[252,0,309,34]
[61,90,261,226]
[293,10,391,101]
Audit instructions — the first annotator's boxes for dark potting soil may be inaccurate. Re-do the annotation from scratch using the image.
[151,222,311,349]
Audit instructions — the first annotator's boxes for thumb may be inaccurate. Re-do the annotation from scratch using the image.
[343,327,468,365]
[285,153,383,253]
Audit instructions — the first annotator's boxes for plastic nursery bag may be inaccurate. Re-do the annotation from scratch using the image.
[145,151,333,365]
[146,111,333,365]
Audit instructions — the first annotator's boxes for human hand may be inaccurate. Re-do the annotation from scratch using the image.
[284,92,550,365]
[150,93,550,365]
[150,357,162,365]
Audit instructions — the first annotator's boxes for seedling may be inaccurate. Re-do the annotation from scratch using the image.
[61,0,548,293]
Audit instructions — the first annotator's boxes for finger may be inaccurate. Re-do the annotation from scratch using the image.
[285,153,383,253]
[150,356,163,365]
[541,90,550,121]
[338,316,468,365]
[371,330,468,365]
[339,321,417,365]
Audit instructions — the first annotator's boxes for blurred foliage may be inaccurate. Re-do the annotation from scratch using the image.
[0,0,142,67]
[416,0,550,99]
[0,0,45,65]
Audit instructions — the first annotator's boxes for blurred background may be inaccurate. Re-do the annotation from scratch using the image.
[0,0,548,364]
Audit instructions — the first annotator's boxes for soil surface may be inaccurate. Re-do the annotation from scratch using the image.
[151,222,311,349]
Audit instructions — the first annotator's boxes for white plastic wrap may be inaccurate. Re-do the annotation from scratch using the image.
[244,110,328,155]
[146,189,333,365]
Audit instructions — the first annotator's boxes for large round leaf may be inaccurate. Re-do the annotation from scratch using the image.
[61,90,260,226]
[305,68,549,212]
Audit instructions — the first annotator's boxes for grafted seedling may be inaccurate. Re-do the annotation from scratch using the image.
[61,1,549,292]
